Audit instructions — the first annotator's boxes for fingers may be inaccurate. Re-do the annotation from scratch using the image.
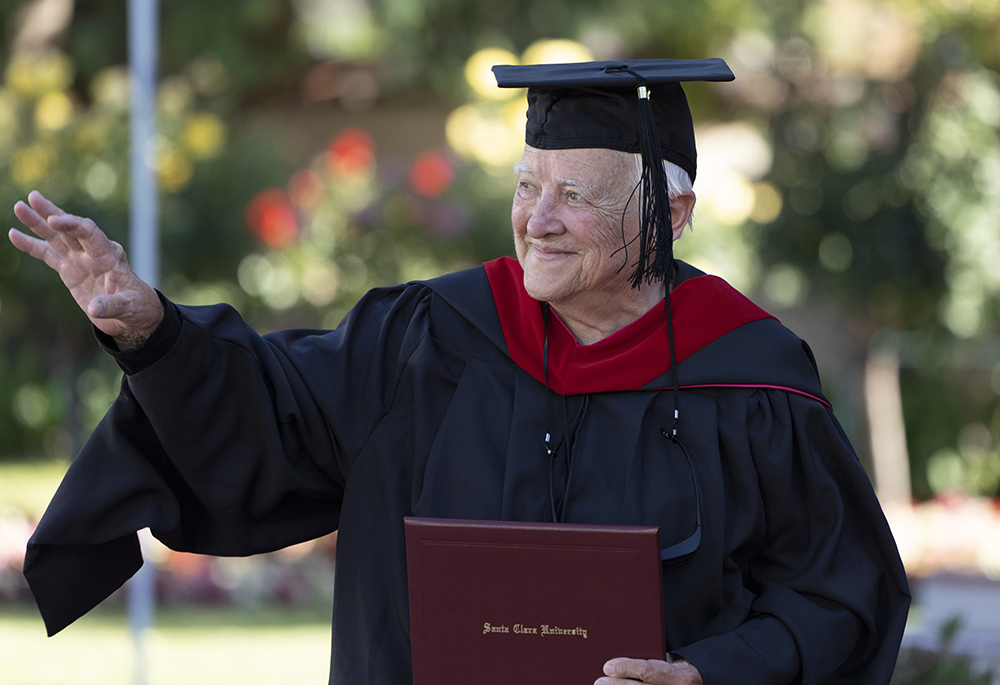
[11,200,79,269]
[8,227,63,271]
[597,658,660,684]
[13,192,108,256]
[595,658,702,685]
[16,191,70,239]
[8,227,37,253]
[26,190,67,221]
[30,207,90,254]
[13,199,61,242]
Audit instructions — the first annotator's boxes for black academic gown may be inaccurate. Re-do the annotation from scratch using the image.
[24,258,910,685]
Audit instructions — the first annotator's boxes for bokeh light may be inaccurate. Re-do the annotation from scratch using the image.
[81,159,118,201]
[0,90,17,151]
[237,252,300,309]
[301,259,341,307]
[294,0,383,62]
[89,66,130,111]
[157,145,194,193]
[446,40,596,171]
[3,51,74,99]
[803,0,920,82]
[12,384,52,430]
[245,189,300,248]
[288,169,326,210]
[159,76,195,118]
[34,91,73,131]
[445,103,523,168]
[818,232,854,272]
[410,149,455,198]
[521,39,594,65]
[750,182,783,223]
[696,122,773,226]
[464,48,519,101]
[762,263,809,308]
[10,144,55,187]
[182,113,226,159]
[327,128,376,178]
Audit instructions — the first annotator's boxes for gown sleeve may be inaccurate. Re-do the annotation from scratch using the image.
[23,284,429,636]
[672,389,910,684]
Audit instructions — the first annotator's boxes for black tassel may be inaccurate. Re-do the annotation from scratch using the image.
[601,67,682,437]
[631,85,675,290]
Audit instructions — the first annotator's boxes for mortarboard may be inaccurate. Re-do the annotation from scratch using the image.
[493,58,734,290]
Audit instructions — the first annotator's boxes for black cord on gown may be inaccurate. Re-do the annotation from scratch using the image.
[542,302,578,524]
[539,297,700,562]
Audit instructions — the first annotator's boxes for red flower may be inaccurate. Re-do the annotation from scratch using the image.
[327,128,375,178]
[245,189,299,248]
[410,149,455,198]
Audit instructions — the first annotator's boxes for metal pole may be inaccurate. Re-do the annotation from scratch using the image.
[127,2,159,684]
[129,0,160,288]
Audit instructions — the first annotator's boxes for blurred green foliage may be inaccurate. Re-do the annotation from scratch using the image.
[0,3,300,455]
[892,617,996,685]
[0,0,999,504]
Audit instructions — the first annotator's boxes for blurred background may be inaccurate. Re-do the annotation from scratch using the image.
[0,0,999,682]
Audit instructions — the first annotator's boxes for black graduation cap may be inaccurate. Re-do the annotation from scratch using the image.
[493,58,734,289]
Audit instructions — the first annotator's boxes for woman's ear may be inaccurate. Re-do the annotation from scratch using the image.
[670,191,696,241]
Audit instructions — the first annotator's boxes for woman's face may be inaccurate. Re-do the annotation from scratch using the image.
[511,145,641,313]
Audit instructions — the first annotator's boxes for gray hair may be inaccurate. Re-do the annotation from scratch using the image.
[628,153,695,229]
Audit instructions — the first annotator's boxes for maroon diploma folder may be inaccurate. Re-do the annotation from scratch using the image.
[404,517,665,684]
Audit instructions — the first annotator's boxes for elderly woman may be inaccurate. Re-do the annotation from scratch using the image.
[10,59,908,684]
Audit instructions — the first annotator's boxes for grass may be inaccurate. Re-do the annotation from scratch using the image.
[0,459,67,519]
[1,460,335,684]
[0,604,334,685]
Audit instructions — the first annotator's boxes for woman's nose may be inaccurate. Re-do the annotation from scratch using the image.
[525,194,564,238]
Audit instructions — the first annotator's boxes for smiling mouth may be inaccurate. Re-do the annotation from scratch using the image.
[530,245,572,259]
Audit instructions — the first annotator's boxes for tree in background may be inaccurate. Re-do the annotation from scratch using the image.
[0,0,296,455]
[2,0,999,505]
[716,0,1000,501]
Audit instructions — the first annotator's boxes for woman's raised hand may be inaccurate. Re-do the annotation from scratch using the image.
[9,191,163,348]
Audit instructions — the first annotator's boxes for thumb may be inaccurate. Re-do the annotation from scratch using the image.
[88,288,161,328]
[87,292,127,320]
[604,658,656,680]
